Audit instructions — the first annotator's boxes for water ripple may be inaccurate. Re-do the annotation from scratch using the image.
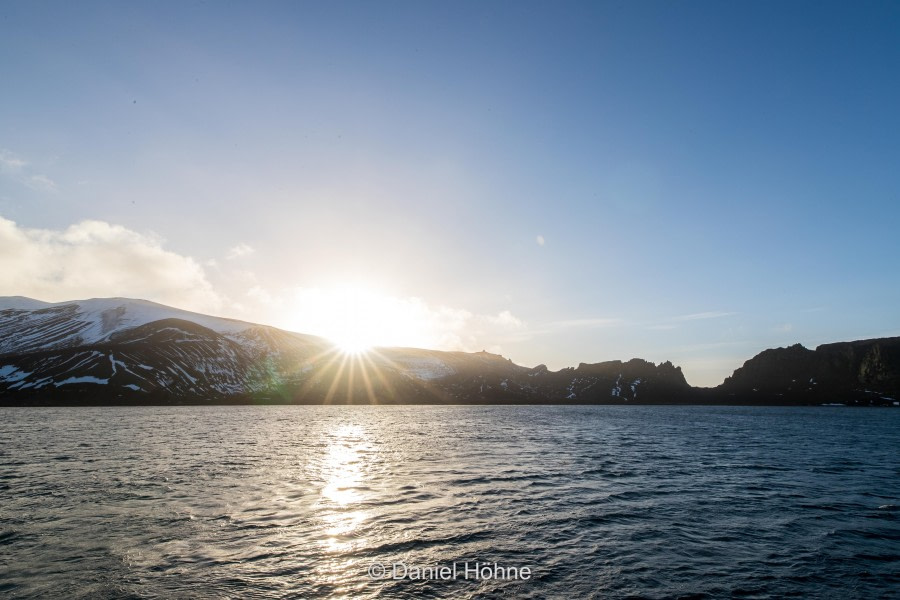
[1,405,898,599]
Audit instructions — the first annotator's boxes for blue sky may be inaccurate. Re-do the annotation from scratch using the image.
[1,1,899,385]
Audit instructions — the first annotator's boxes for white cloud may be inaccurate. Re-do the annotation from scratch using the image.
[0,216,221,313]
[536,234,545,246]
[226,243,255,259]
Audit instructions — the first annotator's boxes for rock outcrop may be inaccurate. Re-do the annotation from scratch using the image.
[718,338,900,405]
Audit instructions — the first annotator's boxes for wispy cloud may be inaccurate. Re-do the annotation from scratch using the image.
[643,310,737,331]
[488,309,523,328]
[26,174,57,193]
[226,243,255,259]
[668,340,749,353]
[549,317,623,329]
[0,149,57,193]
[672,311,737,322]
[523,317,623,337]
[0,150,27,171]
[800,306,827,313]
[246,285,278,305]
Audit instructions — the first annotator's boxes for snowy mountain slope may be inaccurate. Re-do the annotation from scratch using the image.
[2,320,253,396]
[0,298,331,400]
[0,297,324,356]
[0,296,51,311]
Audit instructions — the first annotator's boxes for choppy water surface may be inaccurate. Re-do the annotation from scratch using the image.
[1,406,898,599]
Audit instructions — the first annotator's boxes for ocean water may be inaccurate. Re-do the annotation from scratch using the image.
[1,405,898,599]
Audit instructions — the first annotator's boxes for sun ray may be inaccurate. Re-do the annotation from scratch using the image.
[323,351,351,405]
[290,346,344,403]
[355,353,379,405]
[346,352,358,403]
[368,348,452,404]
[359,350,400,403]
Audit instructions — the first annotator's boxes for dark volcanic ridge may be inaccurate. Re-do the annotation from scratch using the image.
[0,297,897,406]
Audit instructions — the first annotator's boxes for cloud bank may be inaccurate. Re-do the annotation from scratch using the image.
[0,217,221,312]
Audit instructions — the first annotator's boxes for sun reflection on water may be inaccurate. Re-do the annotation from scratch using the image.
[318,423,374,554]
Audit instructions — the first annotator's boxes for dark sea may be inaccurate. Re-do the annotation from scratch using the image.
[1,406,898,599]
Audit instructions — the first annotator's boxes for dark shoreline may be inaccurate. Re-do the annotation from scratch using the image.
[2,397,896,408]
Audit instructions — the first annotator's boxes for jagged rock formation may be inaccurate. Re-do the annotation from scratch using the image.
[0,297,897,406]
[718,338,900,405]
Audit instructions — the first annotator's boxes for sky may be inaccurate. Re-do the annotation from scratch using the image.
[1,1,899,386]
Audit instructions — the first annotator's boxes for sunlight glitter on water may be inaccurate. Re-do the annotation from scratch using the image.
[1,405,899,599]
[318,424,374,555]
[321,425,368,506]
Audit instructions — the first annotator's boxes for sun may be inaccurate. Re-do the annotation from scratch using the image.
[287,284,435,353]
[329,327,374,355]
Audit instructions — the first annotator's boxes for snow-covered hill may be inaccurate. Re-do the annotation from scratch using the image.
[0,296,309,355]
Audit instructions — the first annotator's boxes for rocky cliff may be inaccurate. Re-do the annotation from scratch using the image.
[718,338,900,405]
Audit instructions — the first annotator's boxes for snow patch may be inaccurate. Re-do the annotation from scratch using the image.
[611,374,622,398]
[54,376,109,386]
[109,353,129,376]
[0,365,31,382]
[630,378,642,399]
